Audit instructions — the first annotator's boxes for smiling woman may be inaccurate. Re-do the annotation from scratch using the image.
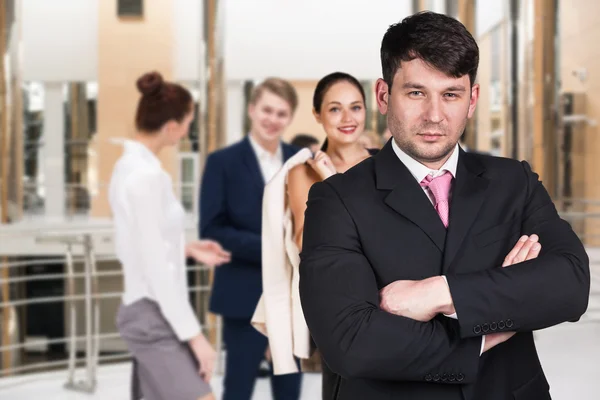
[288,72,373,250]
[282,71,378,399]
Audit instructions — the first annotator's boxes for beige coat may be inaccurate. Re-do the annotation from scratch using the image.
[251,148,313,375]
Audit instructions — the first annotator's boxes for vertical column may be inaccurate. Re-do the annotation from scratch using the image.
[43,82,65,219]
[532,0,557,196]
[458,0,477,150]
[0,0,7,224]
[0,0,10,374]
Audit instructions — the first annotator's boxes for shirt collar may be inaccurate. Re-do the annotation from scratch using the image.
[391,139,459,183]
[123,139,161,168]
[248,134,282,162]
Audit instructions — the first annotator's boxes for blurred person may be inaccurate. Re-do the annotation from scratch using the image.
[252,72,377,399]
[299,12,589,400]
[358,130,383,150]
[291,133,320,153]
[200,78,303,400]
[110,71,231,400]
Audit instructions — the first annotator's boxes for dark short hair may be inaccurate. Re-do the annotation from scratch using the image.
[380,11,479,88]
[291,134,319,148]
[135,71,193,133]
[313,72,366,113]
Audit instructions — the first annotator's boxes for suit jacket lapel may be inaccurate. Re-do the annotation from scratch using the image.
[282,143,298,162]
[242,136,265,189]
[375,142,447,252]
[442,151,489,272]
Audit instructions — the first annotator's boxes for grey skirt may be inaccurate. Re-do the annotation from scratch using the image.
[116,299,211,400]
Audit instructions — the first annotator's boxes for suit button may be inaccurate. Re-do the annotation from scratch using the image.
[482,323,490,333]
[449,373,456,382]
[506,319,514,328]
[457,373,465,382]
[425,374,432,382]
[498,320,506,329]
[490,322,498,331]
[434,374,440,382]
[473,325,482,334]
[442,374,448,381]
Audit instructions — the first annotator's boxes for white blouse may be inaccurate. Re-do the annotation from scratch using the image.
[109,140,201,341]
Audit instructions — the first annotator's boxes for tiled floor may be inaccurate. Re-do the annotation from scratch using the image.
[1,251,598,399]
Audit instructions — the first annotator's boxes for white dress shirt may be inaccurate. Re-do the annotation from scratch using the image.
[248,134,283,183]
[109,140,201,341]
[392,140,486,354]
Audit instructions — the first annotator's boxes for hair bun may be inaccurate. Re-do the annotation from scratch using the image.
[136,71,164,96]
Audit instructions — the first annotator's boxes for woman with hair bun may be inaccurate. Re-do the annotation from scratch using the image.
[110,71,230,400]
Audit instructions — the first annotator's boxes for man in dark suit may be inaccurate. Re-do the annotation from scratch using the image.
[200,78,302,400]
[299,12,590,400]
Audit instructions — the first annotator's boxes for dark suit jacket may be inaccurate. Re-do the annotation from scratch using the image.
[200,137,298,318]
[299,141,590,400]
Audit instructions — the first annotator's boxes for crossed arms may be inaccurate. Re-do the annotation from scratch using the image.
[299,162,589,384]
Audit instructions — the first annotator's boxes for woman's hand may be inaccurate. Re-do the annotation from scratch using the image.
[189,334,216,383]
[306,151,336,180]
[185,240,231,267]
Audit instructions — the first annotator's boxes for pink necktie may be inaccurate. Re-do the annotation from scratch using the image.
[420,172,453,228]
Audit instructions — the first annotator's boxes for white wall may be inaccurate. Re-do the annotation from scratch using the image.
[22,0,98,81]
[20,1,502,84]
[224,0,413,80]
[22,0,204,82]
[424,0,446,14]
[174,0,204,81]
[476,0,506,37]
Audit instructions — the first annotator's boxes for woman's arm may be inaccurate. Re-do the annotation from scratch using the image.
[287,164,320,250]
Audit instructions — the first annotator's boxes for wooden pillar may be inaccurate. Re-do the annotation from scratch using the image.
[11,7,23,223]
[458,0,477,150]
[532,0,557,196]
[204,0,218,346]
[206,0,218,154]
[0,0,11,374]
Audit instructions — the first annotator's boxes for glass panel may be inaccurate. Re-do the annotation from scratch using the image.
[23,82,45,216]
[64,82,95,216]
[181,158,195,184]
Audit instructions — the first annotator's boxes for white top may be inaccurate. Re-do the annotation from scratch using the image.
[392,140,485,353]
[109,140,201,341]
[248,134,283,183]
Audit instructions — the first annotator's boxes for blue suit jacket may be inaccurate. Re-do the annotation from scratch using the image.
[199,137,299,318]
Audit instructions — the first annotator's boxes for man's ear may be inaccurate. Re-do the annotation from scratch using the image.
[467,84,480,119]
[375,78,390,115]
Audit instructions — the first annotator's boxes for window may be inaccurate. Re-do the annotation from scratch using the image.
[118,0,143,17]
[178,154,200,214]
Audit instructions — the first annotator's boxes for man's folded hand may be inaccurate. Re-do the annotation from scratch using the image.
[379,235,542,322]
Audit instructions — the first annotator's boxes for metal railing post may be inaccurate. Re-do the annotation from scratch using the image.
[63,243,77,387]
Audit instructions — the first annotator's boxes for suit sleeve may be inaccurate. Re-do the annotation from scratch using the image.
[299,181,482,383]
[445,161,590,338]
[199,153,261,265]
